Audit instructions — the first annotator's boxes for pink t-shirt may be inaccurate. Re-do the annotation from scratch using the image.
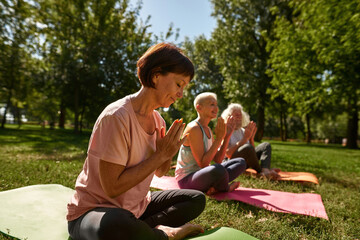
[67,95,165,221]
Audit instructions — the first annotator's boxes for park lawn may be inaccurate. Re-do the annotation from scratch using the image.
[0,124,359,240]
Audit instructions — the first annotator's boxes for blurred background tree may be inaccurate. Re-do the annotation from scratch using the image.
[0,0,36,128]
[267,0,359,148]
[0,0,358,148]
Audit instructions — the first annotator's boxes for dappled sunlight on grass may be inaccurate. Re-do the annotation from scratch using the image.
[0,126,359,239]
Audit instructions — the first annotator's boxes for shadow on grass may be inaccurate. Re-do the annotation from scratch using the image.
[288,214,331,235]
[270,141,353,150]
[321,174,359,190]
[0,127,90,158]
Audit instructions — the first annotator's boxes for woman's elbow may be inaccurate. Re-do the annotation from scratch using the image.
[100,180,123,198]
[101,185,117,198]
[155,169,165,178]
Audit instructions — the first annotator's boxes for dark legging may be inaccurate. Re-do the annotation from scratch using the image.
[177,158,247,192]
[68,189,205,240]
[231,142,272,173]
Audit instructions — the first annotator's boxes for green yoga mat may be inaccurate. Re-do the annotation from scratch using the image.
[186,227,258,240]
[0,184,257,240]
[0,184,74,240]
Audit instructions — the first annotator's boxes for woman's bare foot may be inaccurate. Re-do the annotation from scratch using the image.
[206,187,218,196]
[270,169,280,179]
[157,223,204,240]
[228,181,240,192]
[260,168,279,180]
[271,168,281,173]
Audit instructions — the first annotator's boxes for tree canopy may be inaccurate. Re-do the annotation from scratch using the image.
[0,0,358,148]
[268,0,359,148]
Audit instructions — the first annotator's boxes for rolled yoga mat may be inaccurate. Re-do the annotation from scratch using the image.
[244,169,319,184]
[0,184,258,240]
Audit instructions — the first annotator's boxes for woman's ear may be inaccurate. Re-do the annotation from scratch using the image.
[152,73,160,87]
[196,104,202,112]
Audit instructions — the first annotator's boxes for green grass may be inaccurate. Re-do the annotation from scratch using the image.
[0,124,359,240]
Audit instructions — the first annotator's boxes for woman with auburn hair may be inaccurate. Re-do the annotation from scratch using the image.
[67,43,205,240]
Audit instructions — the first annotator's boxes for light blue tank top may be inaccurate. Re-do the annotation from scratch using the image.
[175,121,212,181]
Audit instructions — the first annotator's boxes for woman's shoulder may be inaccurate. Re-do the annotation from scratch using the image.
[95,96,133,125]
[186,121,202,132]
[153,110,166,128]
[182,121,202,146]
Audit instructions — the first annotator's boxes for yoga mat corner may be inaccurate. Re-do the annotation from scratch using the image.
[0,184,75,240]
[185,227,259,240]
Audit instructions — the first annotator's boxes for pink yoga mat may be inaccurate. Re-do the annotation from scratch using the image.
[150,176,328,220]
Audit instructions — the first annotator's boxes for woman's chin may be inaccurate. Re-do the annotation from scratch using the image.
[163,102,173,108]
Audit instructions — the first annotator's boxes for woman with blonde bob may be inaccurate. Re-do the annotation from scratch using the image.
[175,93,247,195]
[221,103,280,179]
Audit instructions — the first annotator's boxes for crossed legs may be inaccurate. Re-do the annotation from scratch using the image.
[68,189,205,240]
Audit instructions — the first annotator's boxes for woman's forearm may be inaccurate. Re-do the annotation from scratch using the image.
[99,152,167,198]
[213,135,231,163]
[155,159,171,177]
[198,138,223,168]
[226,138,247,158]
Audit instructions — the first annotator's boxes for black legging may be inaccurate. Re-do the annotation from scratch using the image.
[68,189,205,240]
[231,143,272,173]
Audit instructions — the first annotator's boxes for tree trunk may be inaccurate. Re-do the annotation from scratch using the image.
[280,114,283,140]
[284,112,288,140]
[280,110,287,141]
[346,97,358,149]
[73,82,79,133]
[305,113,311,143]
[16,105,22,128]
[1,53,16,128]
[1,93,11,128]
[58,101,65,129]
[79,103,86,133]
[255,105,265,141]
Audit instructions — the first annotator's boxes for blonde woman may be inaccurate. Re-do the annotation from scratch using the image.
[175,93,246,195]
[221,103,280,179]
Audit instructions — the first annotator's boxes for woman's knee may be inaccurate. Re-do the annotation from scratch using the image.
[191,190,206,209]
[186,189,206,217]
[241,143,255,152]
[258,142,271,151]
[234,157,247,169]
[264,142,271,151]
[209,164,227,178]
[98,208,155,240]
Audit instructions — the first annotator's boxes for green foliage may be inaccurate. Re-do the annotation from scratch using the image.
[0,0,358,146]
[314,113,347,142]
[0,0,38,127]
[35,0,153,131]
[268,0,360,148]
[209,0,293,141]
[170,36,227,125]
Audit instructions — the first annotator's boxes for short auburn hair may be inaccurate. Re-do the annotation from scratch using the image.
[137,43,194,88]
